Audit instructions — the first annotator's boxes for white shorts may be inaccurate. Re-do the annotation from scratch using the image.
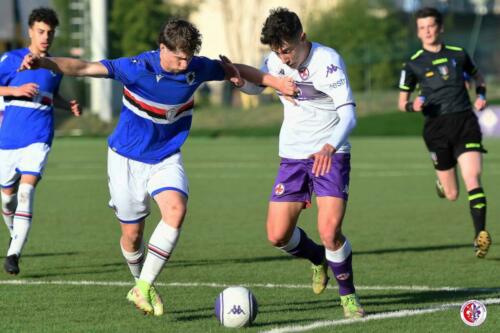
[107,148,189,223]
[0,143,51,188]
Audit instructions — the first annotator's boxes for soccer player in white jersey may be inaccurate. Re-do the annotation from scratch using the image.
[0,7,81,275]
[20,19,295,316]
[233,8,365,318]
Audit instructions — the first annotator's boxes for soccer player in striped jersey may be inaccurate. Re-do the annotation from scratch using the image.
[0,7,81,275]
[231,8,365,318]
[20,18,295,316]
[398,7,491,258]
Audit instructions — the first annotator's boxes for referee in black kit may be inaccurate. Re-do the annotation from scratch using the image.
[397,7,491,258]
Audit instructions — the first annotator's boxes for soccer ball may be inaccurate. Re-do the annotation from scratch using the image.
[215,286,258,328]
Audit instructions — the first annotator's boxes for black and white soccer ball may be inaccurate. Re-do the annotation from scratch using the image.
[215,286,258,328]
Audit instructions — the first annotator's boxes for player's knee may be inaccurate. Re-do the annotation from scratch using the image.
[121,230,143,249]
[1,192,17,212]
[267,231,289,247]
[318,225,342,248]
[161,202,187,223]
[17,183,35,211]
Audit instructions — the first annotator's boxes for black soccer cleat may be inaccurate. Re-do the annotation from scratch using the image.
[4,254,20,275]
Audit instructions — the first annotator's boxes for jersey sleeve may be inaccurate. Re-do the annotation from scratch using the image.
[463,50,478,76]
[198,57,225,82]
[315,53,355,110]
[0,53,16,86]
[99,57,139,85]
[399,62,417,92]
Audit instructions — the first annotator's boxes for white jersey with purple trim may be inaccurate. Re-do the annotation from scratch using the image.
[263,42,355,159]
[100,50,225,164]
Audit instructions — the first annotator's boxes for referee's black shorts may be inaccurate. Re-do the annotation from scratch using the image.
[423,111,487,171]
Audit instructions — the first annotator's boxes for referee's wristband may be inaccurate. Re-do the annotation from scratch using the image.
[405,101,415,112]
[476,86,486,99]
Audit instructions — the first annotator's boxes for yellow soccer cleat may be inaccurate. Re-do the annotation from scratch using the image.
[149,285,164,316]
[340,293,365,319]
[126,281,154,315]
[311,260,329,295]
[474,230,492,258]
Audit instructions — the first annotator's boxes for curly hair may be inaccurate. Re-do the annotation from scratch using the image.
[415,7,443,27]
[158,19,202,55]
[260,7,303,48]
[28,7,59,28]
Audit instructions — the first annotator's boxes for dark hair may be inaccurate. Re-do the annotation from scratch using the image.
[28,7,59,28]
[260,7,303,48]
[415,7,443,27]
[158,19,202,55]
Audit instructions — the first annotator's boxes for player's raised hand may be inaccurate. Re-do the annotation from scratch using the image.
[219,55,244,88]
[19,53,42,71]
[69,100,82,117]
[474,96,487,111]
[13,83,39,98]
[309,143,336,177]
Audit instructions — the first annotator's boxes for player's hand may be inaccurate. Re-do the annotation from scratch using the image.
[474,97,487,111]
[13,83,39,98]
[279,77,299,106]
[219,55,244,88]
[19,53,43,71]
[69,100,82,117]
[412,96,425,112]
[309,143,336,177]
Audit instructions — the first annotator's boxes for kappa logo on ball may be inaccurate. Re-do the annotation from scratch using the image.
[460,300,487,326]
[274,183,285,196]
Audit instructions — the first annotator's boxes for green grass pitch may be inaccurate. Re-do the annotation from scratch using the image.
[0,137,499,332]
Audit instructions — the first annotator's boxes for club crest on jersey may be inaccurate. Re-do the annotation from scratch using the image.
[186,71,196,85]
[274,183,285,196]
[438,65,449,80]
[299,67,309,80]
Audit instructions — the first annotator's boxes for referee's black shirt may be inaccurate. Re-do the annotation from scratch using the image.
[399,44,477,118]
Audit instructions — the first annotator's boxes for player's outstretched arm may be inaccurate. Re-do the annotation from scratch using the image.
[19,53,109,78]
[54,93,82,117]
[219,55,297,96]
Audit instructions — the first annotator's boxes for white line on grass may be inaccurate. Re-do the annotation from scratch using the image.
[260,298,500,333]
[1,280,500,294]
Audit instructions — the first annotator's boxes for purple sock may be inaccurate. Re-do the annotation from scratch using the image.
[328,253,355,296]
[284,228,324,265]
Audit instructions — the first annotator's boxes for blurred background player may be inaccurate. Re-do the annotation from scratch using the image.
[398,7,491,258]
[0,7,81,275]
[232,8,364,318]
[20,18,295,316]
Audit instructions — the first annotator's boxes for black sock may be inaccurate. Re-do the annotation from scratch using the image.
[468,187,487,237]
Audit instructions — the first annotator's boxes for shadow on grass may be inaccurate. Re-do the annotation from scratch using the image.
[21,251,79,258]
[355,243,471,256]
[170,255,294,268]
[360,288,500,308]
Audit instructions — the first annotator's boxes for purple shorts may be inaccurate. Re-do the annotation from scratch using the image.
[270,153,351,204]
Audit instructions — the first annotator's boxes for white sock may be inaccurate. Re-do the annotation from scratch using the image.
[140,221,180,284]
[120,241,145,281]
[8,184,34,257]
[1,192,17,237]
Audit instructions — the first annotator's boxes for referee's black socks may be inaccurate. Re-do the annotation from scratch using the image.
[468,187,487,237]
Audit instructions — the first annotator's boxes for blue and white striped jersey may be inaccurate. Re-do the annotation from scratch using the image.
[0,48,62,149]
[101,50,225,164]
